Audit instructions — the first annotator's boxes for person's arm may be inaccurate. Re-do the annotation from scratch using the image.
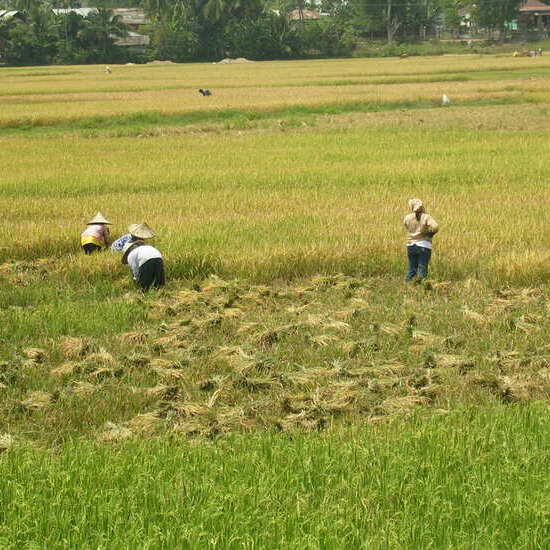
[425,215,439,235]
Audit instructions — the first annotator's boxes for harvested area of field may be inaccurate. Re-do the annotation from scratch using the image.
[2,55,550,548]
[2,273,550,445]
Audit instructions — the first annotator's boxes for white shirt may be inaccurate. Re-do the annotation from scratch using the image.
[407,240,432,250]
[127,245,162,279]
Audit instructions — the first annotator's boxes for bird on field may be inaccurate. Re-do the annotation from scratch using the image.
[198,89,212,96]
[442,94,451,106]
[105,66,112,74]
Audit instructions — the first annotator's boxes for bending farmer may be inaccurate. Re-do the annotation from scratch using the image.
[81,212,112,254]
[404,199,439,282]
[119,223,165,291]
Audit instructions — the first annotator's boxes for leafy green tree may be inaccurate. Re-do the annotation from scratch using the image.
[3,4,58,64]
[81,8,128,62]
[152,0,200,61]
[472,0,523,39]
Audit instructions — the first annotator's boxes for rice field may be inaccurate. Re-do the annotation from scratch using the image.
[2,54,550,548]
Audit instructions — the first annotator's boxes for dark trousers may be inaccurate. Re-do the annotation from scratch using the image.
[137,258,165,291]
[407,245,432,281]
[82,244,102,255]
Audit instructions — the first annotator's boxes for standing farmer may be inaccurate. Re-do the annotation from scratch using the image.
[120,223,165,291]
[80,212,112,254]
[404,199,439,282]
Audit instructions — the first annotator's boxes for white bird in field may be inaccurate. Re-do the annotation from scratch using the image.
[105,66,112,74]
[442,94,451,106]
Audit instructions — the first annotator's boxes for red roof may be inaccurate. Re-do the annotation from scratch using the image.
[519,0,550,13]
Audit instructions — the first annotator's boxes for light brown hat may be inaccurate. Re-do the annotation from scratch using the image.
[408,199,425,213]
[122,240,145,264]
[128,223,155,239]
[87,212,112,225]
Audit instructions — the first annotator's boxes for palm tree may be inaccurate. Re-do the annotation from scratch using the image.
[85,8,128,61]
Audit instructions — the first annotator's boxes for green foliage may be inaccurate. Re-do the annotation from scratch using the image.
[1,5,129,65]
[225,13,302,59]
[473,0,523,38]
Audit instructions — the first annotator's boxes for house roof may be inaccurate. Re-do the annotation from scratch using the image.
[0,9,23,20]
[52,8,99,17]
[519,0,550,13]
[115,31,150,47]
[112,8,150,26]
[288,9,322,20]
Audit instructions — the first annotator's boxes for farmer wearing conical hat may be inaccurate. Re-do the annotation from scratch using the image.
[80,212,112,255]
[404,199,439,282]
[112,223,165,291]
[111,222,156,252]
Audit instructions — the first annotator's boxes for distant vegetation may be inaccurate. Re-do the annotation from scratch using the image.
[0,0,536,65]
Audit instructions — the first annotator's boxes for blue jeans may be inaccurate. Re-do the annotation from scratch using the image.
[407,245,432,281]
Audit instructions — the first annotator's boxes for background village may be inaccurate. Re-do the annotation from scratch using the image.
[1,0,550,65]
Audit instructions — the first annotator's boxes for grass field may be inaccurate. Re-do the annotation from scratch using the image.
[1,55,550,548]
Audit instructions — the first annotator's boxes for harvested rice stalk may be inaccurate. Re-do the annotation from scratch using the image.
[98,422,133,443]
[175,289,203,306]
[0,433,14,453]
[59,336,90,359]
[23,348,47,363]
[287,304,312,314]
[151,335,182,351]
[120,331,149,344]
[232,374,277,392]
[374,323,402,336]
[515,314,543,332]
[411,330,444,346]
[192,313,224,332]
[124,353,151,367]
[175,402,211,418]
[499,375,538,403]
[152,367,185,379]
[146,384,180,400]
[376,395,430,416]
[213,346,252,361]
[50,361,81,378]
[462,307,488,324]
[277,411,328,431]
[254,324,296,349]
[309,334,340,347]
[127,412,162,435]
[340,338,378,357]
[88,366,123,379]
[425,353,475,372]
[222,307,243,319]
[20,391,54,411]
[71,381,99,395]
[236,322,260,334]
[85,351,116,366]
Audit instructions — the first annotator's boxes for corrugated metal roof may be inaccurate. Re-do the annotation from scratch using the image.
[52,8,99,17]
[112,8,150,25]
[519,0,550,13]
[115,31,150,47]
[288,9,322,20]
[0,10,23,20]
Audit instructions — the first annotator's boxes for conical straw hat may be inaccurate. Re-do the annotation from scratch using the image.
[87,212,112,225]
[128,223,155,239]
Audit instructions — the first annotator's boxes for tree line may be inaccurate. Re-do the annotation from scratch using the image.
[0,0,529,65]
